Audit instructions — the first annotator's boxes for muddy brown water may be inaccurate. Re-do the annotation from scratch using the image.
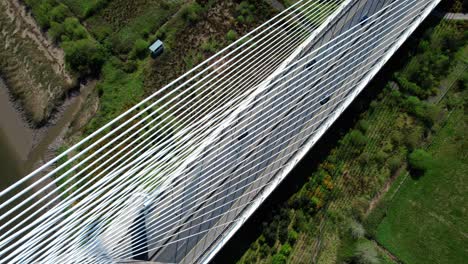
[0,77,32,191]
[0,76,94,193]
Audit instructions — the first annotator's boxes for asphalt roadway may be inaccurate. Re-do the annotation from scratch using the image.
[142,0,434,263]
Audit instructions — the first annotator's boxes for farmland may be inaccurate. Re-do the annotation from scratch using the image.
[373,96,467,264]
[233,15,467,264]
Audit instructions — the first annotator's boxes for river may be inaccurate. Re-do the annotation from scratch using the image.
[0,75,94,193]
[0,77,33,191]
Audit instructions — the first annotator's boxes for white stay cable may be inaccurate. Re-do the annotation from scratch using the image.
[98,1,428,258]
[0,0,436,262]
[41,1,424,262]
[0,0,340,242]
[0,0,344,260]
[5,0,414,262]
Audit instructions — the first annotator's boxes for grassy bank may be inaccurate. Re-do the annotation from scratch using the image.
[236,17,467,264]
[0,1,72,125]
[19,0,276,137]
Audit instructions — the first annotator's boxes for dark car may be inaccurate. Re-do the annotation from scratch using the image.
[320,93,331,105]
[306,59,317,70]
[359,15,369,26]
[237,131,248,141]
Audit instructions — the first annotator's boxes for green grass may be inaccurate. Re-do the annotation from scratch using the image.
[84,58,145,134]
[60,0,109,18]
[85,0,183,54]
[375,101,468,264]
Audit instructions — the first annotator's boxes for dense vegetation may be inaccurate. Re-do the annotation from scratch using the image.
[81,0,275,134]
[24,0,106,77]
[369,97,467,264]
[22,0,275,134]
[237,18,467,264]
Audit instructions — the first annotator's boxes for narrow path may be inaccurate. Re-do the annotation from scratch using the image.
[432,11,468,20]
[365,165,405,216]
[372,239,402,263]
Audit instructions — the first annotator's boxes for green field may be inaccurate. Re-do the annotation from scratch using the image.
[374,97,468,264]
[237,16,467,264]
[60,0,108,18]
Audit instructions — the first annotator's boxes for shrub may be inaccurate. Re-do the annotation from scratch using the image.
[352,241,380,264]
[49,22,65,42]
[404,96,425,117]
[374,150,388,164]
[395,74,427,99]
[408,149,432,176]
[63,39,106,76]
[131,39,149,59]
[201,38,219,53]
[271,253,287,264]
[106,35,133,55]
[181,2,203,24]
[63,17,88,40]
[349,220,365,239]
[92,25,112,42]
[25,0,55,29]
[226,30,238,42]
[236,1,256,24]
[404,128,421,150]
[358,120,370,133]
[348,130,367,147]
[421,104,440,128]
[279,243,292,256]
[49,3,70,23]
[259,241,271,257]
[122,60,138,73]
[388,156,402,173]
[288,229,298,245]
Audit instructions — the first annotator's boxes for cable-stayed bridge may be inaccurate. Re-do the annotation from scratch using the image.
[0,0,440,263]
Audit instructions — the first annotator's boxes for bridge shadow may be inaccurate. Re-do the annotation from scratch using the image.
[211,10,444,264]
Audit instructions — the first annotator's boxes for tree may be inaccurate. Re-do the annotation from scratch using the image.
[181,2,203,23]
[49,3,70,23]
[63,18,88,41]
[226,30,238,42]
[271,253,287,264]
[63,39,106,76]
[131,39,149,59]
[408,149,432,176]
[352,241,380,264]
[404,96,424,117]
[349,220,365,239]
[33,1,54,29]
[348,130,367,147]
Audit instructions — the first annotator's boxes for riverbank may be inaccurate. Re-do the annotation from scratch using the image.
[0,74,96,191]
[0,0,74,126]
